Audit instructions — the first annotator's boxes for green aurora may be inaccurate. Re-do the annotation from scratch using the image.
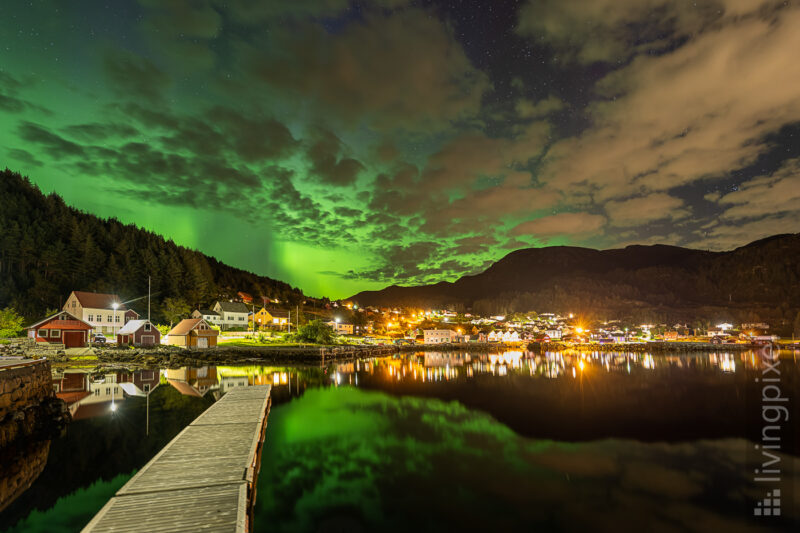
[3,1,800,298]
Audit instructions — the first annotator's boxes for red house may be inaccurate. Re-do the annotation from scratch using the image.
[116,319,161,347]
[28,311,93,348]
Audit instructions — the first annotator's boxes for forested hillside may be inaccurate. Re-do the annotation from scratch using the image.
[351,235,800,326]
[0,170,304,319]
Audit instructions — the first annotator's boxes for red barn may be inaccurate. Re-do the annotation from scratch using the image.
[116,319,161,347]
[28,311,93,348]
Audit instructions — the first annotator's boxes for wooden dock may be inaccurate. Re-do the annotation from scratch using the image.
[82,385,271,533]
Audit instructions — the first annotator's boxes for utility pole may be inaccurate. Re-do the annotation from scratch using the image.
[148,276,151,322]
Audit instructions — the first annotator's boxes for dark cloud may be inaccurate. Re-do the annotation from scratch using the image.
[306,129,365,186]
[244,9,489,129]
[62,122,140,142]
[18,121,86,158]
[102,48,171,103]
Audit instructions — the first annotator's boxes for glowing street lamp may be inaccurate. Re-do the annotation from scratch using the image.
[112,302,119,339]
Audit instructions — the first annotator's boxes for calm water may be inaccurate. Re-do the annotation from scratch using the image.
[2,349,799,531]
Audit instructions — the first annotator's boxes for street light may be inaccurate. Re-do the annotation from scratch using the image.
[112,302,119,340]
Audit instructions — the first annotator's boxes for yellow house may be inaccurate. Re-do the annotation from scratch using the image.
[251,307,289,329]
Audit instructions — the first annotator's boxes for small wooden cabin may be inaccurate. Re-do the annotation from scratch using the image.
[165,318,219,349]
[116,319,161,347]
[28,311,93,348]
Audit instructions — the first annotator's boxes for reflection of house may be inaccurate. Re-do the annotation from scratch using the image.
[116,319,161,347]
[117,369,160,395]
[63,291,139,334]
[166,366,218,396]
[52,369,91,416]
[166,319,219,348]
[213,301,250,329]
[70,373,125,420]
[28,311,93,348]
[424,353,466,367]
[219,375,250,393]
[424,329,456,344]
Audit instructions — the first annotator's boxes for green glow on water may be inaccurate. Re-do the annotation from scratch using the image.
[3,472,132,533]
[254,387,797,532]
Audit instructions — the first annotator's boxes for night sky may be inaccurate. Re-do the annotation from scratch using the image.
[2,1,799,298]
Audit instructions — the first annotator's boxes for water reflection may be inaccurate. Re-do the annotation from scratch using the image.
[1,348,798,531]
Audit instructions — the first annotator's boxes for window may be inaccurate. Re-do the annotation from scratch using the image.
[239,316,245,321]
[105,387,111,395]
[144,323,151,332]
[143,384,151,392]
[38,329,49,338]
[107,315,113,322]
[88,314,94,322]
[115,315,120,323]
[95,389,100,396]
[51,329,61,338]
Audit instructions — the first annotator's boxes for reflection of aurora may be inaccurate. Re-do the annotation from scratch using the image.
[255,387,799,532]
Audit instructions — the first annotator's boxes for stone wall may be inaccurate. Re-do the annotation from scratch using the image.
[0,359,68,449]
[0,360,54,421]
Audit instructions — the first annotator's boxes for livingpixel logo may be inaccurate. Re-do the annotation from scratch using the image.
[753,341,789,518]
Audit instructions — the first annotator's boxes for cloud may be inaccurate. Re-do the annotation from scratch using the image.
[515,96,565,119]
[605,193,688,226]
[516,0,772,64]
[716,157,800,220]
[537,3,800,203]
[511,213,607,238]
[688,213,800,250]
[306,129,365,186]
[244,9,490,129]
[18,122,87,158]
[102,48,171,103]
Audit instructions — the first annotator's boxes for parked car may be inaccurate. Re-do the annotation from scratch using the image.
[92,333,107,344]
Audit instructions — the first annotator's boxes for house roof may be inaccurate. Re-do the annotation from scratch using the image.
[264,308,289,318]
[168,318,204,336]
[117,319,156,335]
[216,301,250,313]
[28,310,92,330]
[71,291,129,310]
[196,309,219,316]
[39,320,93,331]
[167,379,204,397]
[57,391,91,405]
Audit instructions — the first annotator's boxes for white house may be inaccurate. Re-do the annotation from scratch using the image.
[192,308,221,325]
[326,321,354,335]
[545,328,562,339]
[212,301,250,330]
[424,329,457,344]
[63,291,139,336]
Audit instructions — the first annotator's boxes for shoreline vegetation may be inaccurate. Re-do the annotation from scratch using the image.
[2,338,787,371]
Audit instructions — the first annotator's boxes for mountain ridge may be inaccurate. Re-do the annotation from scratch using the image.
[349,235,800,323]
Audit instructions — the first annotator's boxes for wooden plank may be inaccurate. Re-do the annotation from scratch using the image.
[81,483,247,533]
[82,385,270,533]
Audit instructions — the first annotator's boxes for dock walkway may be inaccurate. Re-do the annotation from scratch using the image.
[82,385,271,533]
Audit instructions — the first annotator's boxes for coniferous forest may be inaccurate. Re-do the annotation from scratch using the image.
[0,169,305,320]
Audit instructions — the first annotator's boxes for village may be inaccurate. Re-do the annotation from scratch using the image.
[18,289,786,352]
